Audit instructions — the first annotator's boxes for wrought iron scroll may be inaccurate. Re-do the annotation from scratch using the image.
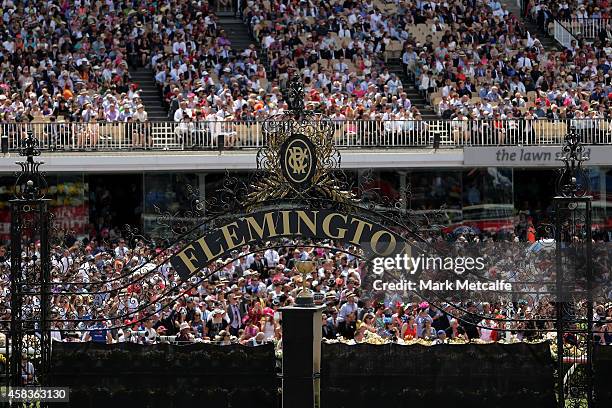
[557,128,590,198]
[251,76,354,205]
[14,129,47,201]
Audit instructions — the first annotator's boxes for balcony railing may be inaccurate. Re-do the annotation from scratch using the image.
[1,119,611,152]
[558,17,610,40]
[553,19,578,49]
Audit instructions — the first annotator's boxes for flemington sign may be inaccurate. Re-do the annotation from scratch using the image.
[170,209,406,280]
[464,146,611,167]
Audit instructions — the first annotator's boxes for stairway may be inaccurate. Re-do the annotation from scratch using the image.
[522,18,560,50]
[501,0,559,50]
[386,60,437,120]
[218,16,273,85]
[130,68,168,121]
[218,16,254,52]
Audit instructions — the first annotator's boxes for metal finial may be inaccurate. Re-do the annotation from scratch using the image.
[283,77,305,112]
[557,128,589,198]
[14,129,47,200]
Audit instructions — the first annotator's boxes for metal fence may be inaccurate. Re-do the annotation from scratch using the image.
[558,18,610,41]
[1,119,612,151]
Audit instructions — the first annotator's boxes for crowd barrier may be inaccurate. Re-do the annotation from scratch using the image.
[2,119,612,151]
[593,345,612,408]
[50,342,279,408]
[320,341,556,408]
[23,339,612,407]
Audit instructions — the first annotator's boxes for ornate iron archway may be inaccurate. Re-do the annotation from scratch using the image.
[1,79,600,408]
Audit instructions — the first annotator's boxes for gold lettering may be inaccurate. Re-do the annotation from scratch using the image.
[370,230,397,256]
[245,212,279,242]
[296,210,318,235]
[349,218,373,245]
[174,245,199,275]
[220,222,245,251]
[280,211,291,235]
[322,213,348,239]
[195,235,224,262]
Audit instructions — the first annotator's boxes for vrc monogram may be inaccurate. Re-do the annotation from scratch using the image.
[287,146,309,174]
[280,134,316,188]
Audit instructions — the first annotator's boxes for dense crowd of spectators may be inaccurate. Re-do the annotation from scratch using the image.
[1,226,609,349]
[3,0,612,150]
[0,0,153,125]
[152,5,273,124]
[157,0,612,147]
[160,0,422,129]
[529,0,612,28]
[244,0,420,122]
[328,0,609,144]
[3,0,612,134]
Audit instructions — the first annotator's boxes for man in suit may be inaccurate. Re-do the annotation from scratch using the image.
[462,301,481,340]
[337,311,357,340]
[325,307,339,339]
[233,255,249,277]
[168,89,182,119]
[322,313,336,339]
[250,253,268,279]
[286,249,302,270]
[432,303,453,333]
[226,294,243,336]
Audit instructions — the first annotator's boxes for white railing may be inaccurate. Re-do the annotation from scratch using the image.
[553,20,578,49]
[2,119,612,151]
[558,18,610,41]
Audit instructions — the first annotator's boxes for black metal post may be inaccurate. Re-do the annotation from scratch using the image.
[39,201,51,388]
[8,130,51,404]
[554,128,593,408]
[280,305,324,408]
[217,134,224,154]
[9,202,23,387]
[281,261,324,408]
[553,202,564,408]
[584,199,593,408]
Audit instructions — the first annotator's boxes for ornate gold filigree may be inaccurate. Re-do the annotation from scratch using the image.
[248,79,355,205]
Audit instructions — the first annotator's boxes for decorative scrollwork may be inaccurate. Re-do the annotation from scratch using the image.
[123,224,154,248]
[356,169,442,233]
[14,129,47,201]
[250,77,354,205]
[557,129,590,198]
[48,212,78,251]
[205,171,250,215]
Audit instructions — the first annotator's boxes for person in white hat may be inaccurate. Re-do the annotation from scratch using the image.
[176,321,192,342]
[131,103,149,148]
[205,308,229,340]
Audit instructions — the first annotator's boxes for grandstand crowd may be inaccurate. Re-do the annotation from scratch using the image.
[1,0,612,147]
[1,224,610,348]
[0,0,611,344]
